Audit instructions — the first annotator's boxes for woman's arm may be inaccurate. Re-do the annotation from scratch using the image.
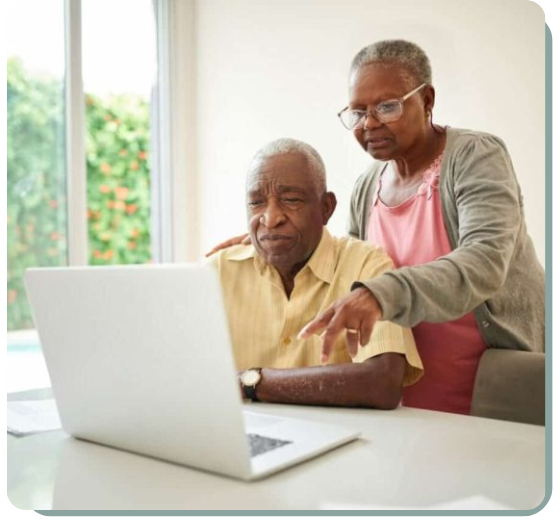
[363,133,523,326]
[301,133,533,360]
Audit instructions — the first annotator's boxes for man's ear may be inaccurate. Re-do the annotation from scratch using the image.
[321,191,337,225]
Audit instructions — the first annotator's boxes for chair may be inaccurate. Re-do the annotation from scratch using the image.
[471,348,545,425]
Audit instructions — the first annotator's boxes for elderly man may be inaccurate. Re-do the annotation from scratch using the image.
[208,138,422,409]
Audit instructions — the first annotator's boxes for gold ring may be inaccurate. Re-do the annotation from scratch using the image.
[346,328,359,334]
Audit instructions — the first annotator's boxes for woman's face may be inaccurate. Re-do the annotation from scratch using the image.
[348,62,431,161]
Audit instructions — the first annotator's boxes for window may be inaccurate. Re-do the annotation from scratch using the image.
[82,0,156,265]
[6,0,160,391]
[7,0,68,332]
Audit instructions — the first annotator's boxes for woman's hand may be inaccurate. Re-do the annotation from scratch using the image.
[298,287,383,363]
[205,234,250,257]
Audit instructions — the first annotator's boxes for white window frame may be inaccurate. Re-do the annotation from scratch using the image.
[63,0,196,266]
[151,0,197,263]
[64,0,88,266]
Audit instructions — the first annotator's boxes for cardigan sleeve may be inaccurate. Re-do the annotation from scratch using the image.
[355,133,524,326]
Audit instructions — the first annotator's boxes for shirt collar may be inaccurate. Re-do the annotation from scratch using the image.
[304,228,336,284]
[226,228,336,284]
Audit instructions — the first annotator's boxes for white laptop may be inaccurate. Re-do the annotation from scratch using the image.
[24,264,359,481]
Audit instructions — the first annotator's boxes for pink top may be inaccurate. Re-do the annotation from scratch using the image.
[367,155,487,415]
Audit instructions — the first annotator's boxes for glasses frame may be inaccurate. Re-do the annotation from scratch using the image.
[337,83,427,130]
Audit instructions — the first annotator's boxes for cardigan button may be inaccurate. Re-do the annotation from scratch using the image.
[482,321,490,328]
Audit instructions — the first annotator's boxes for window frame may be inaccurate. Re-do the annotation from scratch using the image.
[63,0,193,266]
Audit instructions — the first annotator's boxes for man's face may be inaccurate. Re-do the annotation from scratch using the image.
[246,153,334,272]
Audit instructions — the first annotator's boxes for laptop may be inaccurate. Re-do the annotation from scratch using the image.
[24,264,360,481]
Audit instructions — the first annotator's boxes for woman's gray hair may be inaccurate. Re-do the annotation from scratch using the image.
[349,39,432,86]
[247,138,327,195]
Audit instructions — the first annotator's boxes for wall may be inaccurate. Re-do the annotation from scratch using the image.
[186,0,545,264]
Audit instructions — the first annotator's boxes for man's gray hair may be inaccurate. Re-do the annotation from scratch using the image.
[247,138,327,195]
[349,39,432,86]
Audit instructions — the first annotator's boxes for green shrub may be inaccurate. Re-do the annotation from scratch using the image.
[7,57,151,331]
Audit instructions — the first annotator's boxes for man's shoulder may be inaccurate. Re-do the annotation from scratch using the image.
[330,235,395,275]
[206,244,256,270]
[331,234,389,256]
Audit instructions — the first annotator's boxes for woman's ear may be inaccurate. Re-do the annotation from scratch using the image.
[424,84,436,115]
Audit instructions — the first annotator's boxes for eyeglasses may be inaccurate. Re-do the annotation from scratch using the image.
[337,83,426,130]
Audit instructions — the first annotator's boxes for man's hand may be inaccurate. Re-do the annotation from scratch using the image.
[298,287,383,363]
[205,234,250,257]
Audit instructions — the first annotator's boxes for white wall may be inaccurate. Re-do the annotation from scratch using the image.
[183,0,545,264]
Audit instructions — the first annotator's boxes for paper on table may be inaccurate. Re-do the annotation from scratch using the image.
[7,399,62,436]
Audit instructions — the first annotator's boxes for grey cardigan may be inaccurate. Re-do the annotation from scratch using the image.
[348,127,545,353]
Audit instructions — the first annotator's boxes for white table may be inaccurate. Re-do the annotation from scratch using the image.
[7,388,546,512]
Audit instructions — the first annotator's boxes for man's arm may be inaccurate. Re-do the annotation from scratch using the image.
[241,353,407,409]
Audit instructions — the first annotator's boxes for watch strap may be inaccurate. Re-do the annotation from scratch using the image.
[242,367,262,402]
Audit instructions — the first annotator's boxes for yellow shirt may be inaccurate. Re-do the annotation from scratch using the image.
[208,229,423,386]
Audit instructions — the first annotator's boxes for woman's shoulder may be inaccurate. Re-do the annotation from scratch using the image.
[445,127,509,155]
[442,127,516,189]
[352,160,386,193]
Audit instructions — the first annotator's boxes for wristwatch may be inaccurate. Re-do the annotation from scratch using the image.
[240,367,263,402]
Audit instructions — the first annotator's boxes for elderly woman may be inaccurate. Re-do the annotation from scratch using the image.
[209,40,545,415]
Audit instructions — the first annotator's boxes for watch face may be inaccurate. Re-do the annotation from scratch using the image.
[242,369,261,386]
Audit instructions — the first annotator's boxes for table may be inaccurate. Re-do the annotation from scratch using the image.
[7,388,546,511]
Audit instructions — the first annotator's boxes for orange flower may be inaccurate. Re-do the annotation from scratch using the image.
[126,204,138,215]
[130,160,139,171]
[128,241,136,250]
[104,249,114,260]
[99,233,111,242]
[114,187,129,200]
[107,200,115,209]
[138,151,147,160]
[99,184,111,194]
[100,163,112,176]
[119,149,128,156]
[104,114,112,121]
[114,201,126,211]
[130,229,139,239]
[7,290,17,304]
[49,232,61,240]
[50,199,59,209]
[93,250,103,259]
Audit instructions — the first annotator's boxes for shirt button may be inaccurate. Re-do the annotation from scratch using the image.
[482,321,490,328]
[283,337,292,346]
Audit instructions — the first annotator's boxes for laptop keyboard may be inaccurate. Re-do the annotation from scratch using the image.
[247,433,293,458]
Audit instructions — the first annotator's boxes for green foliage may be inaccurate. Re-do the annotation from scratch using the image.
[85,93,151,266]
[7,57,152,331]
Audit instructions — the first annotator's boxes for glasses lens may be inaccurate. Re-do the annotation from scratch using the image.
[376,100,402,123]
[340,109,361,130]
